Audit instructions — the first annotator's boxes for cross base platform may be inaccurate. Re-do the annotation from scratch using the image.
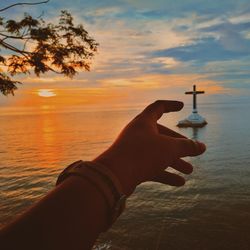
[177,112,207,128]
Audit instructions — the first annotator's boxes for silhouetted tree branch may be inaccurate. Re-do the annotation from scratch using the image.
[0,1,49,12]
[0,1,98,95]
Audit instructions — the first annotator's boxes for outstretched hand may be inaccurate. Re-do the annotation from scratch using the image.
[94,100,206,195]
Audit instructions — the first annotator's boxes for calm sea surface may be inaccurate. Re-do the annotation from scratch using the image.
[1,101,250,250]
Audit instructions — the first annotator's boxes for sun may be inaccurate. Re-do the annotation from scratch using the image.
[37,89,57,97]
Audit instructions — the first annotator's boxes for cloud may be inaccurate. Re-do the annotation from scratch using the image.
[199,21,250,51]
[152,36,250,64]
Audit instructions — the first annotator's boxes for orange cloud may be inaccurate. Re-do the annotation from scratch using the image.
[100,73,225,93]
[2,72,230,114]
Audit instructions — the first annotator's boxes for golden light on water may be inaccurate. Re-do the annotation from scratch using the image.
[37,89,57,97]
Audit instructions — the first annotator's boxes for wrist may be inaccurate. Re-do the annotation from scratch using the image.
[92,155,136,196]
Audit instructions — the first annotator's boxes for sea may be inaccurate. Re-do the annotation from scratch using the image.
[1,100,250,250]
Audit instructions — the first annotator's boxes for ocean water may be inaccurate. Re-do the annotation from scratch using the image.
[1,101,250,250]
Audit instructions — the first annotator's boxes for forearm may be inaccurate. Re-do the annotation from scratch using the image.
[0,176,108,250]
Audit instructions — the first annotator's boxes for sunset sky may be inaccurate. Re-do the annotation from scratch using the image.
[1,0,250,111]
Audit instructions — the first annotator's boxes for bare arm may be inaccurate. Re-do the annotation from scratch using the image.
[0,100,206,250]
[1,176,108,250]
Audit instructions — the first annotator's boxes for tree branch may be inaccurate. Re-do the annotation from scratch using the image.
[0,33,31,40]
[0,40,31,57]
[0,0,50,12]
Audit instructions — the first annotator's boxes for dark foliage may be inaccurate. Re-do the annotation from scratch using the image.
[0,1,98,95]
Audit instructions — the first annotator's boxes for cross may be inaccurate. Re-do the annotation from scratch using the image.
[185,85,205,113]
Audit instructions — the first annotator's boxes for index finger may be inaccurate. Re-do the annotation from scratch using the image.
[140,100,184,122]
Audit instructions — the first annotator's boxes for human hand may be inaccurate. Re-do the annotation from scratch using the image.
[93,100,206,196]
